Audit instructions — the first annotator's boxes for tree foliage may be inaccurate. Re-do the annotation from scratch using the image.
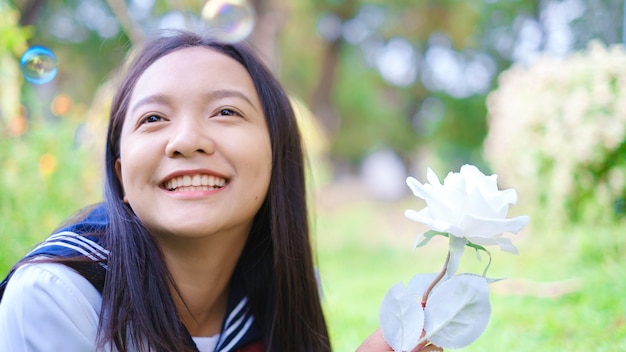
[6,0,626,175]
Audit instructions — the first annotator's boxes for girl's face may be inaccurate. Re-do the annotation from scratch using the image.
[116,47,272,241]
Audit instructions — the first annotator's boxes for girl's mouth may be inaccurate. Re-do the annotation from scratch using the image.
[162,174,227,192]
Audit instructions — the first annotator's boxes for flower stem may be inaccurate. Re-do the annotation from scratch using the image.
[421,251,450,307]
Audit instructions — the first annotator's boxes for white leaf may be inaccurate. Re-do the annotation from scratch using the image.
[380,283,425,351]
[407,273,440,300]
[423,274,491,349]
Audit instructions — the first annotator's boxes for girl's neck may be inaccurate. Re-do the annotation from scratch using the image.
[157,231,248,336]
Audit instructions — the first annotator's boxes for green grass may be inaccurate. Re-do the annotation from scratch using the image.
[2,120,626,351]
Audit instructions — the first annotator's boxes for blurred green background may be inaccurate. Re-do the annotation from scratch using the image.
[1,0,626,350]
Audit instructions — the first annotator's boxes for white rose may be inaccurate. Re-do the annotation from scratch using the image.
[405,164,529,254]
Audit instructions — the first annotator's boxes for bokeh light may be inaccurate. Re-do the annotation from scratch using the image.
[20,46,58,85]
[8,115,28,137]
[201,0,255,43]
[38,153,58,177]
[51,94,73,116]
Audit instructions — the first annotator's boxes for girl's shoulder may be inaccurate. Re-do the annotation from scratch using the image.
[0,262,103,351]
[9,261,102,309]
[2,261,102,319]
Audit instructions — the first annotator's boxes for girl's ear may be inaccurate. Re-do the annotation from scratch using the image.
[115,159,129,203]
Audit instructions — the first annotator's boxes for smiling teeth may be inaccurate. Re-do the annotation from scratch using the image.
[164,174,226,191]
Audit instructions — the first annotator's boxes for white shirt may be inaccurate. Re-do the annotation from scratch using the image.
[193,335,220,352]
[0,263,217,352]
[0,263,103,351]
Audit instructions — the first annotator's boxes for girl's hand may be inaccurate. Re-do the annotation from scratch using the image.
[356,329,443,352]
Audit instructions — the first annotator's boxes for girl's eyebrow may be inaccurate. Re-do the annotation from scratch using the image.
[207,89,259,112]
[130,89,259,115]
[130,94,171,116]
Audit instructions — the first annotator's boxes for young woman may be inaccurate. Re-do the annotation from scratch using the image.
[0,31,330,351]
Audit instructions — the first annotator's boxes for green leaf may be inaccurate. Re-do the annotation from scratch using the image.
[414,230,449,249]
[466,242,493,276]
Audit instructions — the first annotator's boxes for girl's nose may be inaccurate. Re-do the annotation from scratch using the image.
[164,118,215,158]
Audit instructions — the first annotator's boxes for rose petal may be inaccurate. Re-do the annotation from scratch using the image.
[466,235,519,254]
[405,209,458,235]
[465,187,500,218]
[496,237,519,254]
[459,214,530,238]
[406,176,459,223]
[405,208,431,224]
[465,186,518,218]
[460,164,498,193]
[426,167,442,187]
[406,177,428,199]
[464,236,498,247]
[442,171,466,193]
[492,202,511,219]
[482,188,518,216]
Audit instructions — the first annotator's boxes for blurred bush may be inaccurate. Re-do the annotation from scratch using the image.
[0,1,30,135]
[0,1,102,269]
[484,41,626,225]
[0,117,102,270]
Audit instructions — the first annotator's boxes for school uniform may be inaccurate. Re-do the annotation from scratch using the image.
[0,205,263,352]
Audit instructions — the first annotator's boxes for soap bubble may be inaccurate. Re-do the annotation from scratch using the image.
[20,46,58,85]
[202,0,255,43]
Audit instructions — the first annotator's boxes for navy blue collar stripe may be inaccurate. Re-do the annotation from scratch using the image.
[221,306,251,338]
[216,297,255,350]
[34,241,105,264]
[222,297,248,328]
[28,232,109,270]
[217,315,255,352]
[37,231,110,258]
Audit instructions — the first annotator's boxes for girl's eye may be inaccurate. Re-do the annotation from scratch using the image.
[217,108,240,117]
[142,115,163,124]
